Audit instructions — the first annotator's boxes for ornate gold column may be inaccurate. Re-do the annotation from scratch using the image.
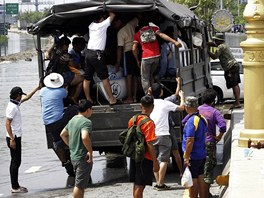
[239,0,264,147]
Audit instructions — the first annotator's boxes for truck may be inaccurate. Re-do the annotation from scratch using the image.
[27,0,212,155]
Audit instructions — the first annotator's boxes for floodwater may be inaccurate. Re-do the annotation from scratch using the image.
[0,32,50,56]
[0,57,128,197]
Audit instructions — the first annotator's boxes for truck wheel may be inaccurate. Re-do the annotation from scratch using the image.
[213,87,223,104]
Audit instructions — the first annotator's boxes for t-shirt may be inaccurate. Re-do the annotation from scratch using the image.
[6,101,22,138]
[215,43,237,71]
[40,87,67,125]
[117,17,138,52]
[133,26,160,59]
[65,115,92,161]
[87,17,111,51]
[198,104,226,143]
[128,114,156,161]
[150,99,178,136]
[182,113,207,160]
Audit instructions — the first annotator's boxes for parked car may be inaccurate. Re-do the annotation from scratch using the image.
[210,59,244,104]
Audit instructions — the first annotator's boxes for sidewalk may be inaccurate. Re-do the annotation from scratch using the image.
[223,109,264,198]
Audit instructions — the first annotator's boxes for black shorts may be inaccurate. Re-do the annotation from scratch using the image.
[129,158,153,186]
[122,50,140,76]
[45,105,78,142]
[63,71,75,85]
[84,49,109,81]
[224,63,241,89]
[188,158,206,178]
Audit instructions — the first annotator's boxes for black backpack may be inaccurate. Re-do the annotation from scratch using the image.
[119,114,151,162]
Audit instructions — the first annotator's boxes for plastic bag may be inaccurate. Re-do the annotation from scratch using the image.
[181,167,193,187]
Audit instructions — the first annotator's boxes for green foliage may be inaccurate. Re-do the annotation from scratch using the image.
[0,35,8,44]
[17,10,48,24]
[171,0,246,25]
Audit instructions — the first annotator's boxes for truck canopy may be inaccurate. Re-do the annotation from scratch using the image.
[28,0,205,37]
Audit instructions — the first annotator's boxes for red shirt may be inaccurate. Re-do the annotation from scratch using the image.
[128,114,156,161]
[133,26,160,59]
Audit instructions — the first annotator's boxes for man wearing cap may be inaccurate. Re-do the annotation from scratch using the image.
[182,96,207,198]
[40,72,78,177]
[207,34,241,108]
[149,83,184,190]
[6,85,40,193]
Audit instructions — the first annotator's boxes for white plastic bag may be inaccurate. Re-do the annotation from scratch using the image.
[181,167,193,187]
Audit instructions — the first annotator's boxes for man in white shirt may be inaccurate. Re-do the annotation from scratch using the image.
[6,85,40,193]
[149,83,184,190]
[83,12,117,105]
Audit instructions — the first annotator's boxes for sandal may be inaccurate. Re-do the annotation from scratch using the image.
[230,104,242,109]
[109,99,122,106]
[11,186,28,193]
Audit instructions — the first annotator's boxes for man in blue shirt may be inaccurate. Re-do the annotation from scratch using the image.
[40,73,78,176]
[182,96,207,198]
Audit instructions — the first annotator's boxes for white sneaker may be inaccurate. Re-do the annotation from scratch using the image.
[11,186,28,193]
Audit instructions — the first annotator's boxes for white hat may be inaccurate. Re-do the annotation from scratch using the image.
[44,73,64,88]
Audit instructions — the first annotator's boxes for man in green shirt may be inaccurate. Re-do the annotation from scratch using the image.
[207,34,241,108]
[60,99,93,198]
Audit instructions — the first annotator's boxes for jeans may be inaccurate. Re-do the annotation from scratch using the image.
[6,136,21,189]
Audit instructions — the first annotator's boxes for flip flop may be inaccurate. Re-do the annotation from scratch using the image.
[230,105,242,109]
[109,99,122,106]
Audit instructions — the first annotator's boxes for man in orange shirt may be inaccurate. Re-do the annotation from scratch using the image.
[128,95,160,198]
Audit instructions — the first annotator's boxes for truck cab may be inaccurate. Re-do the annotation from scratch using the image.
[28,0,212,154]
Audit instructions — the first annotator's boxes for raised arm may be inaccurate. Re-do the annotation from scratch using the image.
[21,83,41,103]
[157,32,182,48]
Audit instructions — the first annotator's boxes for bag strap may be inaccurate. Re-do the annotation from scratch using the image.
[133,114,151,127]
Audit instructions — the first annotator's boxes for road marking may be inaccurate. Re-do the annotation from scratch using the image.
[0,193,3,197]
[24,166,42,173]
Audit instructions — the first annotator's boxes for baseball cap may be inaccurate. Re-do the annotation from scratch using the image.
[184,96,199,108]
[10,87,26,98]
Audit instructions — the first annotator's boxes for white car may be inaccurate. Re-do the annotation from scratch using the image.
[210,59,244,104]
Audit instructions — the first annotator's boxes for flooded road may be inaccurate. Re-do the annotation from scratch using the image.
[0,55,228,197]
[0,57,130,197]
[0,32,50,57]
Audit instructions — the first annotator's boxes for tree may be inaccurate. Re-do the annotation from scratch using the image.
[17,9,48,24]
[172,0,245,25]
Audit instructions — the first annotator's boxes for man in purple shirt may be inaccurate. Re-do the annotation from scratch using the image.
[181,89,226,197]
[199,89,226,197]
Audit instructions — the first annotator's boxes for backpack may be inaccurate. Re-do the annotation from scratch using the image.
[119,114,151,162]
[140,27,156,43]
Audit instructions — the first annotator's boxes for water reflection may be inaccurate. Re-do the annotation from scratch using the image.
[0,32,50,56]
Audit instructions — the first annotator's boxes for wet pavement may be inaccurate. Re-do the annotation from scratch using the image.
[0,55,231,197]
[0,57,131,197]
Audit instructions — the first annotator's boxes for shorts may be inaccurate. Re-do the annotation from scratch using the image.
[72,157,93,189]
[188,158,206,178]
[45,105,78,143]
[84,49,108,81]
[204,142,217,184]
[63,71,75,85]
[122,51,140,76]
[154,135,172,162]
[129,158,153,186]
[224,63,241,89]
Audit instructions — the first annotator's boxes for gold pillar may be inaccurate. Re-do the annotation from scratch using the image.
[239,0,264,147]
